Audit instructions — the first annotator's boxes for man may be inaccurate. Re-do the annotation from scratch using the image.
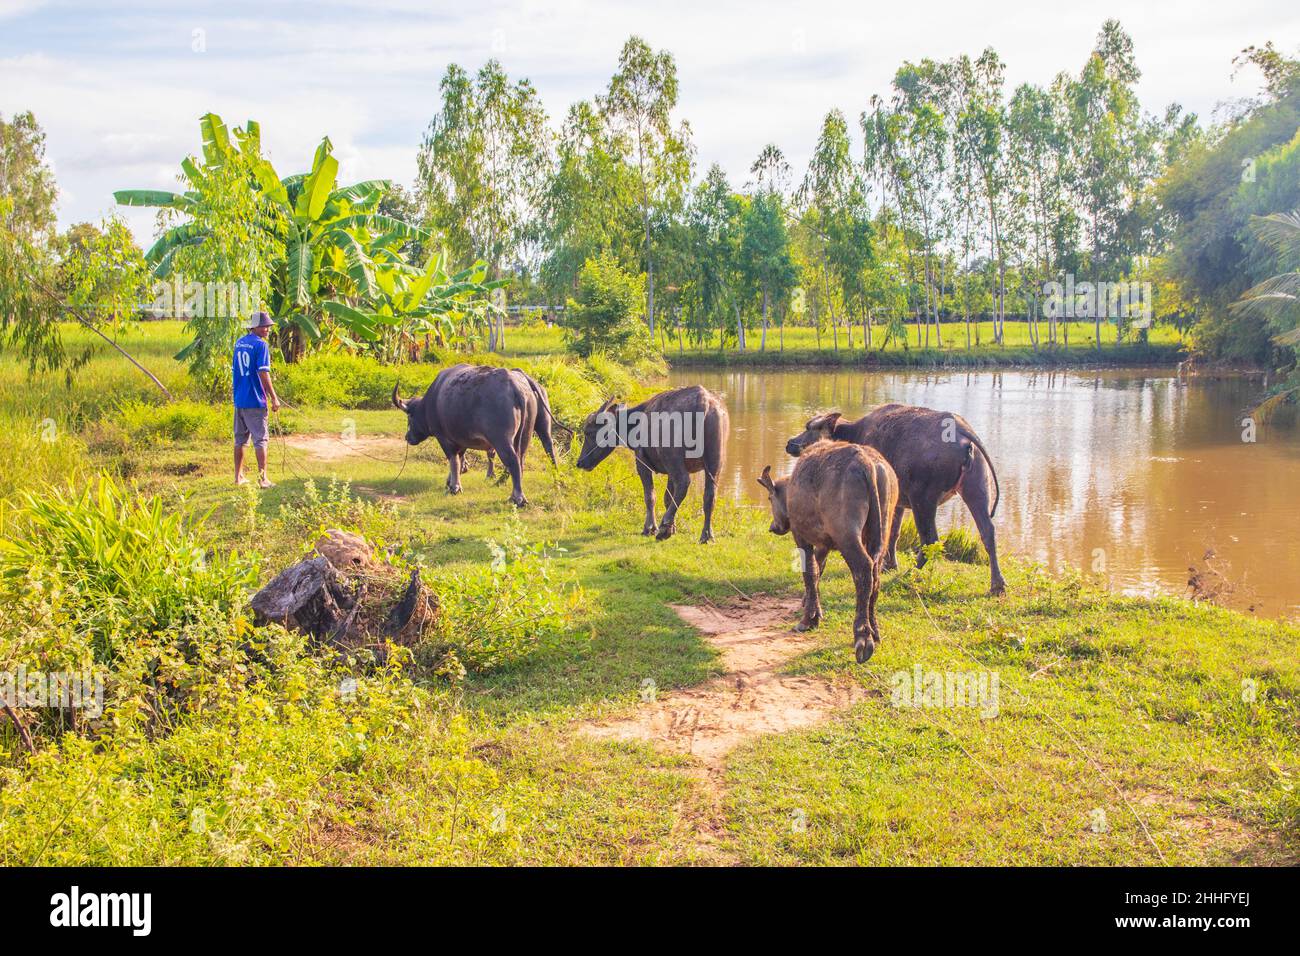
[233,311,282,488]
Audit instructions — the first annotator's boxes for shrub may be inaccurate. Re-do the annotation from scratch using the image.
[277,352,434,409]
[564,253,661,368]
[0,474,256,666]
[117,399,227,441]
[418,514,581,674]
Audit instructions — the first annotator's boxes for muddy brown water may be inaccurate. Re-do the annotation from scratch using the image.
[667,367,1300,620]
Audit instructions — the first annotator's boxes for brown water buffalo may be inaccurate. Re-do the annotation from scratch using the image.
[758,440,899,664]
[575,385,728,543]
[391,363,558,506]
[785,403,1004,595]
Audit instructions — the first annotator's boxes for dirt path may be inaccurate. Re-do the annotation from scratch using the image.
[286,434,406,462]
[580,594,869,862]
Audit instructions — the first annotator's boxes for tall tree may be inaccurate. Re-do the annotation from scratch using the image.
[0,110,58,240]
[418,61,550,276]
[741,185,797,351]
[600,36,693,334]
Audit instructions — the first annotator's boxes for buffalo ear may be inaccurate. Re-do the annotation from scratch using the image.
[807,410,841,432]
[757,465,775,492]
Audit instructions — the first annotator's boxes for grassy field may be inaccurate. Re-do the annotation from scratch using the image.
[503,319,1189,367]
[0,321,1294,866]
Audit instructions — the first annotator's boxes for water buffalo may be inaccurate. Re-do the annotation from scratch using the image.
[785,403,1004,595]
[575,385,728,543]
[758,440,899,664]
[391,363,557,506]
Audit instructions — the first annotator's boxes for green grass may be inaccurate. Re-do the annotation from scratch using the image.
[0,323,1294,866]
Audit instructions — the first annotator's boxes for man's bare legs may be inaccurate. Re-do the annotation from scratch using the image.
[234,444,271,487]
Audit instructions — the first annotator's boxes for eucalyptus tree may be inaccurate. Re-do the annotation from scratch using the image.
[599,35,694,334]
[1057,20,1153,347]
[799,110,859,349]
[740,184,797,351]
[417,61,551,276]
[1006,82,1078,346]
[417,61,550,350]
[685,164,746,349]
[892,61,952,347]
[540,99,641,301]
[940,50,1010,344]
[0,111,58,240]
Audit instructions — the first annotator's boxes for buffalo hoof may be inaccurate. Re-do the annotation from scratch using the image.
[641,526,656,537]
[446,485,462,495]
[795,616,820,632]
[854,639,875,664]
[988,581,1007,597]
[510,495,527,508]
[654,525,675,541]
[698,529,714,544]
[883,557,898,572]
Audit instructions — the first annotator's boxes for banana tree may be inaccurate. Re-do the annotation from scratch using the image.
[322,246,506,362]
[116,113,430,362]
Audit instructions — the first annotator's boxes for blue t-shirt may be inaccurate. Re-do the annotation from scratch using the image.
[232,333,271,409]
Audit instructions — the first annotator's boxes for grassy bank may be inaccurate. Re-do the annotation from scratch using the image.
[0,325,1294,866]
[504,320,1189,368]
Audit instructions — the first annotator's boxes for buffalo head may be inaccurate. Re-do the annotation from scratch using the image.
[575,398,624,471]
[392,383,428,446]
[756,465,790,535]
[785,410,842,457]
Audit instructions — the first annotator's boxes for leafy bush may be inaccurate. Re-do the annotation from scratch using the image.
[277,352,436,409]
[564,253,662,369]
[117,399,227,441]
[419,514,581,675]
[275,476,396,549]
[0,475,256,666]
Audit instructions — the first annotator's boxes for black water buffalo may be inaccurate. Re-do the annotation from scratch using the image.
[575,385,728,543]
[392,364,557,506]
[786,404,1004,595]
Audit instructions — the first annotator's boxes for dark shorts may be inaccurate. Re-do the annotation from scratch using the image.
[234,407,269,448]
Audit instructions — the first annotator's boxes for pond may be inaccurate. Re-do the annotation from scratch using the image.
[668,366,1300,620]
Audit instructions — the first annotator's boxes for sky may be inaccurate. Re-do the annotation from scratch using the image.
[2,0,1297,246]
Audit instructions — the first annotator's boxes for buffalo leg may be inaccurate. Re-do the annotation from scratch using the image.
[884,504,905,571]
[635,457,657,535]
[486,448,496,480]
[439,439,463,494]
[867,554,883,645]
[838,535,878,663]
[912,496,941,568]
[796,545,827,631]
[655,468,690,541]
[958,459,1007,596]
[698,413,723,544]
[496,443,526,507]
[699,468,717,543]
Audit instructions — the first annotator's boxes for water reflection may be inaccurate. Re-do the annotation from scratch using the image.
[670,367,1300,620]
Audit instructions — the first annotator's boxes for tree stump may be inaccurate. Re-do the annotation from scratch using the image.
[250,534,437,652]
